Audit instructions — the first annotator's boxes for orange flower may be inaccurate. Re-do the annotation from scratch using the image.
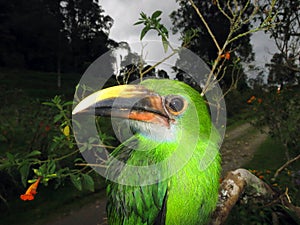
[220,51,230,60]
[257,98,262,104]
[247,95,256,104]
[258,175,264,179]
[20,177,41,201]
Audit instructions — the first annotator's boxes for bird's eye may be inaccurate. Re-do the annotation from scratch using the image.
[165,95,187,115]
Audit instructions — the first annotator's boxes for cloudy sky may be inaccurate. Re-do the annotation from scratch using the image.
[100,0,180,43]
[100,0,277,77]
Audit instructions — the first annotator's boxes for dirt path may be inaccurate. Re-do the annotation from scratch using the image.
[45,123,267,225]
[221,123,268,175]
[44,199,107,225]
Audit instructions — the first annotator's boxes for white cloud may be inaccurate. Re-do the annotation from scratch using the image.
[100,0,180,43]
[251,31,277,64]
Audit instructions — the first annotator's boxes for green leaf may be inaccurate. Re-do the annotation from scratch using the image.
[151,10,162,19]
[43,178,50,183]
[62,101,73,107]
[33,168,42,176]
[72,119,81,129]
[0,162,10,170]
[19,163,30,187]
[79,144,87,153]
[42,102,56,107]
[70,174,82,191]
[82,174,94,192]
[39,163,47,175]
[140,12,147,20]
[74,158,84,163]
[161,26,169,38]
[162,36,169,52]
[140,27,149,40]
[52,95,62,104]
[6,152,15,163]
[54,113,64,123]
[45,173,57,178]
[88,137,98,143]
[87,143,93,150]
[56,167,70,177]
[28,179,38,184]
[134,20,144,25]
[26,150,41,158]
[48,161,56,174]
[68,141,74,149]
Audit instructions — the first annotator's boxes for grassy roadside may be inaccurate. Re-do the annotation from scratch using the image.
[226,137,300,225]
[0,68,81,99]
[243,137,287,171]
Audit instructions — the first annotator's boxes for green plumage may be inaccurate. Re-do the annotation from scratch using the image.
[105,79,221,225]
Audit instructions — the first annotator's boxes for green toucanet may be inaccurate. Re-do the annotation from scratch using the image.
[72,79,221,225]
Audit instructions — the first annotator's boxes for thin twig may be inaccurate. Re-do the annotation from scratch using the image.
[188,0,221,52]
[0,193,7,205]
[140,49,179,79]
[77,142,115,149]
[75,163,107,168]
[273,153,300,178]
[216,0,232,21]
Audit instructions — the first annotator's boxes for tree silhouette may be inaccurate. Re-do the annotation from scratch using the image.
[0,0,113,73]
[266,53,298,87]
[171,0,254,63]
[263,0,300,74]
[170,0,253,91]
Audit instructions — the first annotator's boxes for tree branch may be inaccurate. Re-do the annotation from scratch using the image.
[274,153,300,178]
[211,168,275,225]
[210,168,300,224]
[188,0,221,52]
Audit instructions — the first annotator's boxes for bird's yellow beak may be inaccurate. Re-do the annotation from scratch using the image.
[72,85,171,126]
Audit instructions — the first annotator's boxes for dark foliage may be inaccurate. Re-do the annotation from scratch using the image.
[171,0,254,63]
[0,0,113,73]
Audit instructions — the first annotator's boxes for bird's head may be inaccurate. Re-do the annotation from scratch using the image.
[72,79,214,144]
[73,79,220,182]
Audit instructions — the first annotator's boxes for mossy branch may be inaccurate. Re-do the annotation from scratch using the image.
[211,168,300,224]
